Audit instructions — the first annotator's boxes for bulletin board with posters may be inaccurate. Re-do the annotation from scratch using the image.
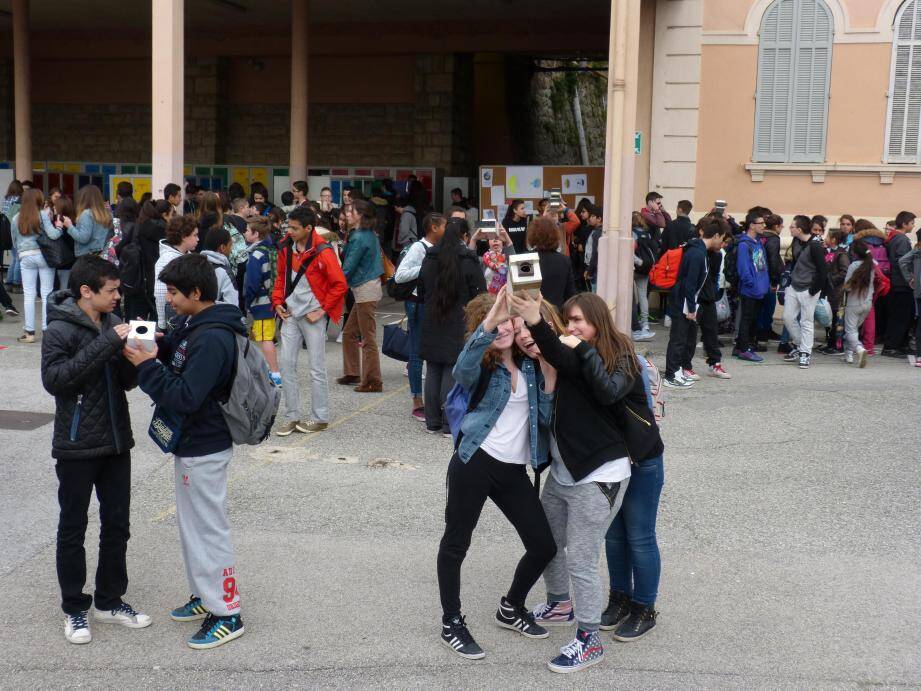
[109,175,152,203]
[477,165,604,223]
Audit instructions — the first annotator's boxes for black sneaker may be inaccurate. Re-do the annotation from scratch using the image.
[495,597,549,639]
[880,348,909,359]
[777,342,793,354]
[817,344,837,355]
[599,591,631,630]
[4,306,18,317]
[441,615,485,660]
[611,602,657,642]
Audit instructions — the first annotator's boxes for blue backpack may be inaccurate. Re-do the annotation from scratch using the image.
[445,369,491,447]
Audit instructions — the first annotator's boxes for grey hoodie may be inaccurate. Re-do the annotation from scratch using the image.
[898,246,921,299]
[201,249,240,306]
[154,240,184,328]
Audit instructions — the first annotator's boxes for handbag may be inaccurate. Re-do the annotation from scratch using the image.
[380,250,396,284]
[382,317,411,362]
[715,292,730,322]
[37,229,76,269]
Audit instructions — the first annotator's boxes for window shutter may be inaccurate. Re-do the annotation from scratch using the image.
[789,0,833,162]
[753,0,832,163]
[754,1,795,162]
[887,0,921,163]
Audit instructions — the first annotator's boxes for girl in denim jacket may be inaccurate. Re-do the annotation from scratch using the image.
[437,291,557,661]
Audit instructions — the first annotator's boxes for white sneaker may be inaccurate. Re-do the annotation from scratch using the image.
[681,368,701,381]
[632,328,655,342]
[93,602,152,629]
[707,363,732,379]
[64,611,92,644]
[335,331,343,344]
[844,350,854,364]
[663,315,672,328]
[674,370,695,386]
[856,347,868,369]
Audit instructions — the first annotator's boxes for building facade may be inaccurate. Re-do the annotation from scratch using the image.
[640,0,921,222]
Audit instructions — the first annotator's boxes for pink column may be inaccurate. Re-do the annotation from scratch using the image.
[12,0,32,181]
[598,0,642,334]
[151,0,184,198]
[289,0,309,183]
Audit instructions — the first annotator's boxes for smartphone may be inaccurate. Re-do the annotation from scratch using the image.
[548,188,563,212]
[714,200,727,217]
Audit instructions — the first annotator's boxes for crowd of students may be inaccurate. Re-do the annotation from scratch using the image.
[5,173,917,671]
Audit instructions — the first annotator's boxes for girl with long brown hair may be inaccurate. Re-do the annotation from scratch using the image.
[436,290,557,661]
[12,188,62,341]
[68,185,112,258]
[512,290,663,673]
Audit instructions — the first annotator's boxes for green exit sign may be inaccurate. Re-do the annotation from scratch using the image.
[634,131,642,155]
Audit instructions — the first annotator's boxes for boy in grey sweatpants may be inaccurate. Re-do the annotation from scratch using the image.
[127,254,246,650]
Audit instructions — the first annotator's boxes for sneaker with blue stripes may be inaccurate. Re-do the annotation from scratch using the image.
[188,614,245,650]
[169,595,209,622]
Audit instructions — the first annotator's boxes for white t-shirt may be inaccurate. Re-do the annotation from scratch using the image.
[549,434,631,486]
[480,370,530,465]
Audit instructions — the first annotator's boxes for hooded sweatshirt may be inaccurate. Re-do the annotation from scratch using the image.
[898,247,921,299]
[669,237,708,316]
[736,232,770,299]
[154,241,185,328]
[886,229,913,291]
[137,303,247,457]
[201,249,240,306]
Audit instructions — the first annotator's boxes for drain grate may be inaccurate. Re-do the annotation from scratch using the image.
[0,409,55,431]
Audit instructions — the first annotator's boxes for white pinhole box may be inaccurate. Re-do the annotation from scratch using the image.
[127,320,157,352]
[508,252,542,299]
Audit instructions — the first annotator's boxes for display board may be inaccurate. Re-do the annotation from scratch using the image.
[478,165,604,222]
[109,175,152,203]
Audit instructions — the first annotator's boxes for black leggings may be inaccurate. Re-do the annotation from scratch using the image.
[437,448,556,618]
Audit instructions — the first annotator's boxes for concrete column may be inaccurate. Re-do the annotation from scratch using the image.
[12,0,32,181]
[151,0,184,199]
[599,0,642,334]
[289,0,309,183]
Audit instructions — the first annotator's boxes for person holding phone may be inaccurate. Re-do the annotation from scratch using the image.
[271,205,347,436]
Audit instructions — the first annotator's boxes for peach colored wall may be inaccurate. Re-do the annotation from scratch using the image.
[702,0,750,31]
[847,0,888,28]
[826,43,891,162]
[633,0,656,208]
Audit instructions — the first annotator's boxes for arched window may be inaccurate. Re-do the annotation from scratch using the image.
[886,0,921,162]
[753,0,833,163]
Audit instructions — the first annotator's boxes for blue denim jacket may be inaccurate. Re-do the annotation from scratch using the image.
[70,209,111,257]
[341,227,384,287]
[452,324,554,469]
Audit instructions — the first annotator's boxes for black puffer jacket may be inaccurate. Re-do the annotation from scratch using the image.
[41,291,137,461]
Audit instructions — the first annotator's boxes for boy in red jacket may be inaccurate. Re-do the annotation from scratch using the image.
[271,206,347,436]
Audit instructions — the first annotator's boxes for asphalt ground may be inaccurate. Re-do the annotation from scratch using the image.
[0,293,919,689]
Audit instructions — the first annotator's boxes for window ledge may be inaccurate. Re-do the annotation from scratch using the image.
[745,162,921,184]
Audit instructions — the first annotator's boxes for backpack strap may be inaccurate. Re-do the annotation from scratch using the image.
[285,238,332,299]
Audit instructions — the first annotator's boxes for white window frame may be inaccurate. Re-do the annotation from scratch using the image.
[884,0,921,163]
[753,0,834,164]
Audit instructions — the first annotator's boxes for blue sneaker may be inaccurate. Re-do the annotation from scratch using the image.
[169,595,208,622]
[548,629,604,673]
[269,372,282,387]
[737,349,764,363]
[187,614,244,650]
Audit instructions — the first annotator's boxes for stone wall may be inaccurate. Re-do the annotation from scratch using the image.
[185,57,222,164]
[0,60,13,162]
[33,104,151,162]
[413,54,474,176]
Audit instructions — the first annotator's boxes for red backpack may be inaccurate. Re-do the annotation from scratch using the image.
[649,247,683,289]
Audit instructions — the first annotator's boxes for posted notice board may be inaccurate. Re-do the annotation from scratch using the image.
[478,165,604,222]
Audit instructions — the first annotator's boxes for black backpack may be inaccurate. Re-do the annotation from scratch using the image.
[385,243,419,301]
[723,237,740,289]
[634,234,658,275]
[0,213,11,252]
[119,240,146,296]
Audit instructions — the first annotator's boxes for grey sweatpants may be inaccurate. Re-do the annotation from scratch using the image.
[279,315,330,423]
[541,472,628,631]
[174,448,241,616]
[844,300,871,353]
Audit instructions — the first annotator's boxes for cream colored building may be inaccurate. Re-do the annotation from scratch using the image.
[636,0,921,224]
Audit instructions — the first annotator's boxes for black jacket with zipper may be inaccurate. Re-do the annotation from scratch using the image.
[530,318,636,482]
[41,291,137,461]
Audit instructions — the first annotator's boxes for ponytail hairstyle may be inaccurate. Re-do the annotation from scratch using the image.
[17,188,45,236]
[433,218,466,323]
[844,240,874,300]
[562,292,641,376]
[75,185,112,227]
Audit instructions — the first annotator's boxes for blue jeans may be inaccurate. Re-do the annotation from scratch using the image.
[405,300,424,397]
[604,454,664,606]
[8,247,22,285]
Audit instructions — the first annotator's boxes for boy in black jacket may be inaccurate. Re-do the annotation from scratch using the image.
[663,223,726,387]
[41,255,151,644]
[124,253,247,650]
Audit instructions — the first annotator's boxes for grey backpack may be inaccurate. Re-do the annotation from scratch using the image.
[207,324,281,445]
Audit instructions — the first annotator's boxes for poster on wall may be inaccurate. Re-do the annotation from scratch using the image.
[480,168,494,187]
[561,173,588,194]
[505,166,543,199]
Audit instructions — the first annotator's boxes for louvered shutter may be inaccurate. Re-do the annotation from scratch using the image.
[754,0,833,163]
[887,0,921,163]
